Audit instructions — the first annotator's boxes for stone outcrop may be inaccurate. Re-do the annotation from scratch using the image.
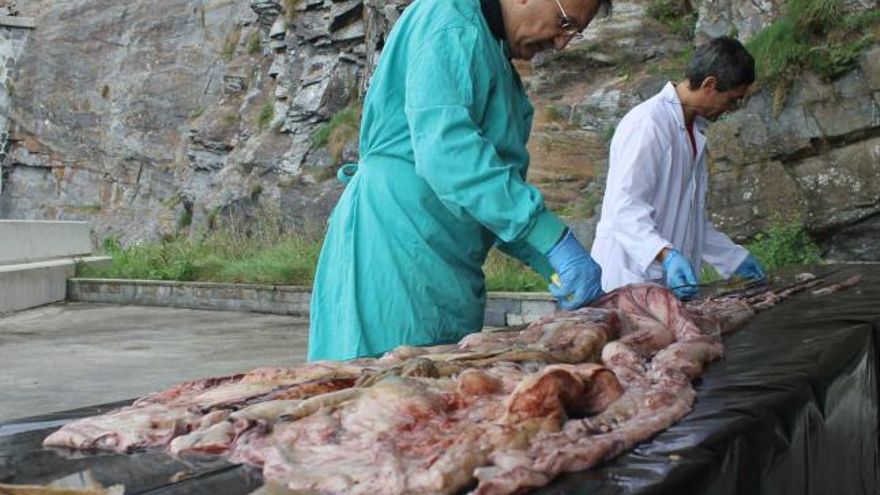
[0,0,877,260]
[527,0,880,258]
[0,0,409,244]
[0,12,32,195]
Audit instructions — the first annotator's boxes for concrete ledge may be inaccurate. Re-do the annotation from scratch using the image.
[0,220,93,265]
[0,259,73,313]
[69,279,314,316]
[68,279,559,324]
[0,16,35,29]
[0,256,111,314]
[485,292,557,326]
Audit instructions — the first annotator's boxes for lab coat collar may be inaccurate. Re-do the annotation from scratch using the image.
[661,82,709,158]
[660,82,687,131]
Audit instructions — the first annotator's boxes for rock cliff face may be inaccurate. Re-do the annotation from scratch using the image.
[0,0,877,259]
[527,0,880,259]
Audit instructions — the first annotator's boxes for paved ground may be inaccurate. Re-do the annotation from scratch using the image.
[0,302,309,422]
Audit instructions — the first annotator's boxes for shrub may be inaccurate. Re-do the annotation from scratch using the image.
[746,223,822,270]
[700,223,822,283]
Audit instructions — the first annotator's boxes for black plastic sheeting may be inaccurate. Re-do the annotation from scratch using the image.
[1,264,878,495]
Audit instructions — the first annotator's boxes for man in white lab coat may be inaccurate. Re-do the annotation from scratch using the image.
[591,36,766,299]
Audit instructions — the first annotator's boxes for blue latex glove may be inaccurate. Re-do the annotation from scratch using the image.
[734,253,767,282]
[546,229,604,310]
[662,249,699,300]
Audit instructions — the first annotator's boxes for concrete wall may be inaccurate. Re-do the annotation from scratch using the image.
[0,257,109,314]
[68,279,559,325]
[0,220,93,265]
[69,279,314,316]
[0,258,72,313]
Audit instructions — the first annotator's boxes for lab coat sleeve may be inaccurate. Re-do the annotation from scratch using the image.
[702,219,749,278]
[605,120,673,273]
[404,27,565,255]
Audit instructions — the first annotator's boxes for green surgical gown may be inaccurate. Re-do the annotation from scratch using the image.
[308,0,566,361]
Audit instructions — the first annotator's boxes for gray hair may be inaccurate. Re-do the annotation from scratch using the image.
[685,36,755,91]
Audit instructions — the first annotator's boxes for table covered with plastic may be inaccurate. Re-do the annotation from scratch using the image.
[2,264,878,495]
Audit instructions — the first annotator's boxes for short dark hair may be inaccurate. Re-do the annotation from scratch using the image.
[685,36,755,91]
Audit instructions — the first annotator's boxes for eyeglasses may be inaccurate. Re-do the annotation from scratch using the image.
[554,0,583,37]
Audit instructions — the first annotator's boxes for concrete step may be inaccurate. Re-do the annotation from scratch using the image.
[0,220,93,266]
[0,256,111,313]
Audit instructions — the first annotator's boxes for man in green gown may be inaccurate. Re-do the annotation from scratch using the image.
[309,0,612,361]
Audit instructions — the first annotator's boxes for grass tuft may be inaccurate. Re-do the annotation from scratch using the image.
[312,102,362,165]
[258,101,274,131]
[222,28,242,62]
[79,217,825,292]
[247,31,262,55]
[646,0,697,40]
[80,210,325,285]
[746,0,879,108]
[484,249,548,292]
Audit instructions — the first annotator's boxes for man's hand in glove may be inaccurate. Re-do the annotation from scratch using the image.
[546,229,604,310]
[662,249,699,300]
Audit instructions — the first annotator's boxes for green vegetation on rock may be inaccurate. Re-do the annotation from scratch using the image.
[258,101,274,131]
[312,102,362,165]
[746,0,878,110]
[247,31,262,55]
[701,222,823,282]
[543,105,568,124]
[558,191,603,219]
[221,28,241,61]
[746,222,822,269]
[646,0,698,40]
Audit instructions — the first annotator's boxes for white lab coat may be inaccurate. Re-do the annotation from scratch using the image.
[591,82,748,291]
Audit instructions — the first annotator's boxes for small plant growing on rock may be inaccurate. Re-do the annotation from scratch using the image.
[224,112,240,126]
[311,102,362,165]
[746,0,879,113]
[543,105,568,124]
[250,183,263,201]
[189,106,205,120]
[646,0,697,40]
[222,28,242,62]
[747,222,822,269]
[247,31,262,55]
[258,101,274,131]
[177,208,193,230]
